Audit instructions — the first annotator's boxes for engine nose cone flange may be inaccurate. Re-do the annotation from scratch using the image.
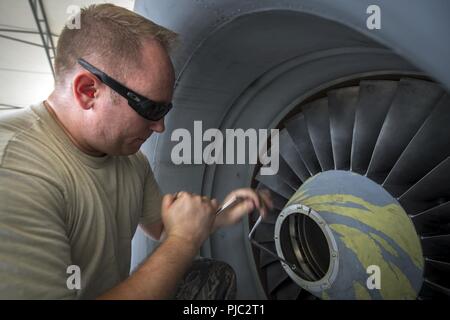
[274,170,424,299]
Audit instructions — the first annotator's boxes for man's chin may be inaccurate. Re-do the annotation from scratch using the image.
[122,139,146,155]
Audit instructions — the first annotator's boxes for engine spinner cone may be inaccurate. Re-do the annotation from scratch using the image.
[274,170,424,300]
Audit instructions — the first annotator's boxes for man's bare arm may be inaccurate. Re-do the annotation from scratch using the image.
[97,192,217,299]
[97,234,197,299]
[140,220,164,241]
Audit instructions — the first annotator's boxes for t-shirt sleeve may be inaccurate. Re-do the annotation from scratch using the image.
[0,167,76,299]
[139,157,163,227]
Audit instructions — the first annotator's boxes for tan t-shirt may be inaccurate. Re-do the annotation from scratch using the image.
[0,102,162,299]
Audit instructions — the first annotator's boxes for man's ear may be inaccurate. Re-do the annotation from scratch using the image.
[72,71,101,110]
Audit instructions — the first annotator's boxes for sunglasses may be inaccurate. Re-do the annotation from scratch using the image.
[77,58,172,121]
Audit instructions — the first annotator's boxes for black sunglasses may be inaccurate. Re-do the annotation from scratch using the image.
[77,58,172,121]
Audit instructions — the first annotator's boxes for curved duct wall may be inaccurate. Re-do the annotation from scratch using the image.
[132,0,450,299]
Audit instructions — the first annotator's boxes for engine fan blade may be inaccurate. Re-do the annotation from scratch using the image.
[254,221,276,244]
[285,114,321,175]
[265,261,290,294]
[399,157,450,215]
[420,279,450,298]
[276,157,302,191]
[274,280,302,300]
[351,80,397,174]
[303,98,334,171]
[367,78,444,183]
[412,201,450,236]
[279,129,311,182]
[255,175,294,199]
[384,94,450,196]
[259,242,279,268]
[328,86,359,170]
[421,234,450,260]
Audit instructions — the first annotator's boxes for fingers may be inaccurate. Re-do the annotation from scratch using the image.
[221,188,274,220]
[196,195,218,213]
[174,191,192,199]
[170,191,218,215]
[242,199,255,213]
[174,189,273,214]
[234,189,270,213]
[227,188,261,209]
[259,189,273,208]
[162,194,176,211]
[170,190,270,220]
[205,197,219,212]
[211,198,219,208]
[258,189,274,216]
[162,191,219,247]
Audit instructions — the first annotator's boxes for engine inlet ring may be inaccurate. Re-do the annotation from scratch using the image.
[274,203,339,293]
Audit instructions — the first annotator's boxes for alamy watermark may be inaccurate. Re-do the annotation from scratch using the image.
[366,5,381,30]
[366,265,381,290]
[171,121,279,175]
[66,265,81,290]
[66,5,81,30]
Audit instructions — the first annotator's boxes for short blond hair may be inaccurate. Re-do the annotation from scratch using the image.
[54,4,177,85]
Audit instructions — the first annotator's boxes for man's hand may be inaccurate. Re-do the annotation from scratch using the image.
[213,188,273,232]
[162,191,219,249]
[98,192,219,299]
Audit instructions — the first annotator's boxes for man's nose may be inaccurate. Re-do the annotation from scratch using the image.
[149,118,165,133]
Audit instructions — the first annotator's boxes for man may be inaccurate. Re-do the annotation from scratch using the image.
[0,4,271,299]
